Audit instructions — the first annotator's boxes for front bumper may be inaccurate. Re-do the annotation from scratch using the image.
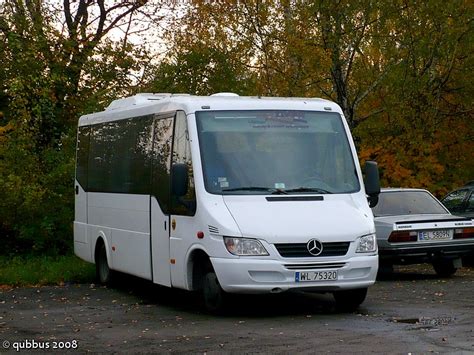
[211,255,378,294]
[379,241,474,263]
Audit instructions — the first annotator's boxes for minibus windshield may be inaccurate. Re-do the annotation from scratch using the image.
[196,110,360,195]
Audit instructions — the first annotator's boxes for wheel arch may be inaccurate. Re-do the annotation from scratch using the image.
[93,231,111,268]
[185,246,213,291]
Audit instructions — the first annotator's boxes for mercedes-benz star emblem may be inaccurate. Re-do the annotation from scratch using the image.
[307,239,323,256]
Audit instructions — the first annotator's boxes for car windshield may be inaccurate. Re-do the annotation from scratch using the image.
[195,110,360,195]
[372,190,448,216]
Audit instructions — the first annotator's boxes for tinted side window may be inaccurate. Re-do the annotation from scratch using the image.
[76,126,90,189]
[171,111,196,216]
[88,122,115,192]
[151,115,174,214]
[442,189,469,212]
[125,118,154,193]
[87,116,154,193]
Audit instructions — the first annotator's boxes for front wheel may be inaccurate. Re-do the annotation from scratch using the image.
[432,259,457,277]
[202,271,227,313]
[333,288,368,312]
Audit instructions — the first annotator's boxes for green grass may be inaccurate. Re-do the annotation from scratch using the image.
[0,255,96,286]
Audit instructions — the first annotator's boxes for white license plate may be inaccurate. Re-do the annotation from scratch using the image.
[295,270,338,282]
[418,230,453,242]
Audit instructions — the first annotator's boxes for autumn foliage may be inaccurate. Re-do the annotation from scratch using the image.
[0,0,472,255]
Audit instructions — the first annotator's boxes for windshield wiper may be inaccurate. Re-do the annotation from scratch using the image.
[222,186,288,194]
[284,187,333,194]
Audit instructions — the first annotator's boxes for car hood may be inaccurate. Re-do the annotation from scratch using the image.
[222,195,374,243]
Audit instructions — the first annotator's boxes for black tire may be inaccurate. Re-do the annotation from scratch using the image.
[462,253,474,267]
[96,243,113,284]
[377,262,394,279]
[432,259,457,277]
[333,288,368,312]
[202,271,227,313]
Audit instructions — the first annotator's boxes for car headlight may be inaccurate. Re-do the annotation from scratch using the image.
[223,237,269,256]
[356,234,377,253]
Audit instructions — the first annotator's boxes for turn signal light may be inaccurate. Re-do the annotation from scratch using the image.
[454,227,474,239]
[388,231,417,243]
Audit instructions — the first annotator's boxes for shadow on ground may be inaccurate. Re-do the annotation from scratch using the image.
[101,272,341,317]
[376,263,472,282]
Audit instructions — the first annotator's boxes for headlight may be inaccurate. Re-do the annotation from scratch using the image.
[356,234,377,253]
[223,237,269,256]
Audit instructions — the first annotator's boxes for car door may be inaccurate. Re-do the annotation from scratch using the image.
[464,191,474,218]
[441,189,469,216]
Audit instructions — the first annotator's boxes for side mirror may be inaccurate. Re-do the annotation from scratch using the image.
[364,161,380,208]
[171,163,188,197]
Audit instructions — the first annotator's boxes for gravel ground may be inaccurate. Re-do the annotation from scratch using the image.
[1,264,473,353]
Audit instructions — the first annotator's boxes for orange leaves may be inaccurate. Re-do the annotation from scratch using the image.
[0,122,14,144]
[359,135,450,195]
[360,142,414,187]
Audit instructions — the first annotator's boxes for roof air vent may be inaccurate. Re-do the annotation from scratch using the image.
[106,93,170,110]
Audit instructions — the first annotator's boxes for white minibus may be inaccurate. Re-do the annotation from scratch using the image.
[74,93,380,312]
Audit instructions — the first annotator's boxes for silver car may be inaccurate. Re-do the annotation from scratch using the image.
[372,188,474,276]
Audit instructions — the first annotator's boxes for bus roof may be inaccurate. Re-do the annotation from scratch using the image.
[78,93,343,126]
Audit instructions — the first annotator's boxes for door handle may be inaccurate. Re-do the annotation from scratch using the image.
[75,185,79,195]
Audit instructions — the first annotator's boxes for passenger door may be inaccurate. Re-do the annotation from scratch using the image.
[169,112,197,288]
[150,114,174,286]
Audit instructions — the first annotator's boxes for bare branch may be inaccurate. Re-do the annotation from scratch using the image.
[356,108,385,123]
[353,61,398,109]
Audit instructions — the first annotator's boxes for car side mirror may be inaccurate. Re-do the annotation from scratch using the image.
[364,161,380,208]
[171,163,188,197]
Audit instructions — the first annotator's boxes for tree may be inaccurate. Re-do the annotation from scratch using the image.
[0,0,165,254]
[146,0,258,95]
[153,0,473,195]
[0,0,472,255]
[358,0,474,194]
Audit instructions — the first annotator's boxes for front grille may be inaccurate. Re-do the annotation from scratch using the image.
[275,242,350,258]
[284,262,346,270]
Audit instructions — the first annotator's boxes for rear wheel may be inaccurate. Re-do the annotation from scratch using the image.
[202,271,227,313]
[463,253,474,267]
[333,288,368,312]
[377,262,394,279]
[96,243,113,284]
[432,259,457,277]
